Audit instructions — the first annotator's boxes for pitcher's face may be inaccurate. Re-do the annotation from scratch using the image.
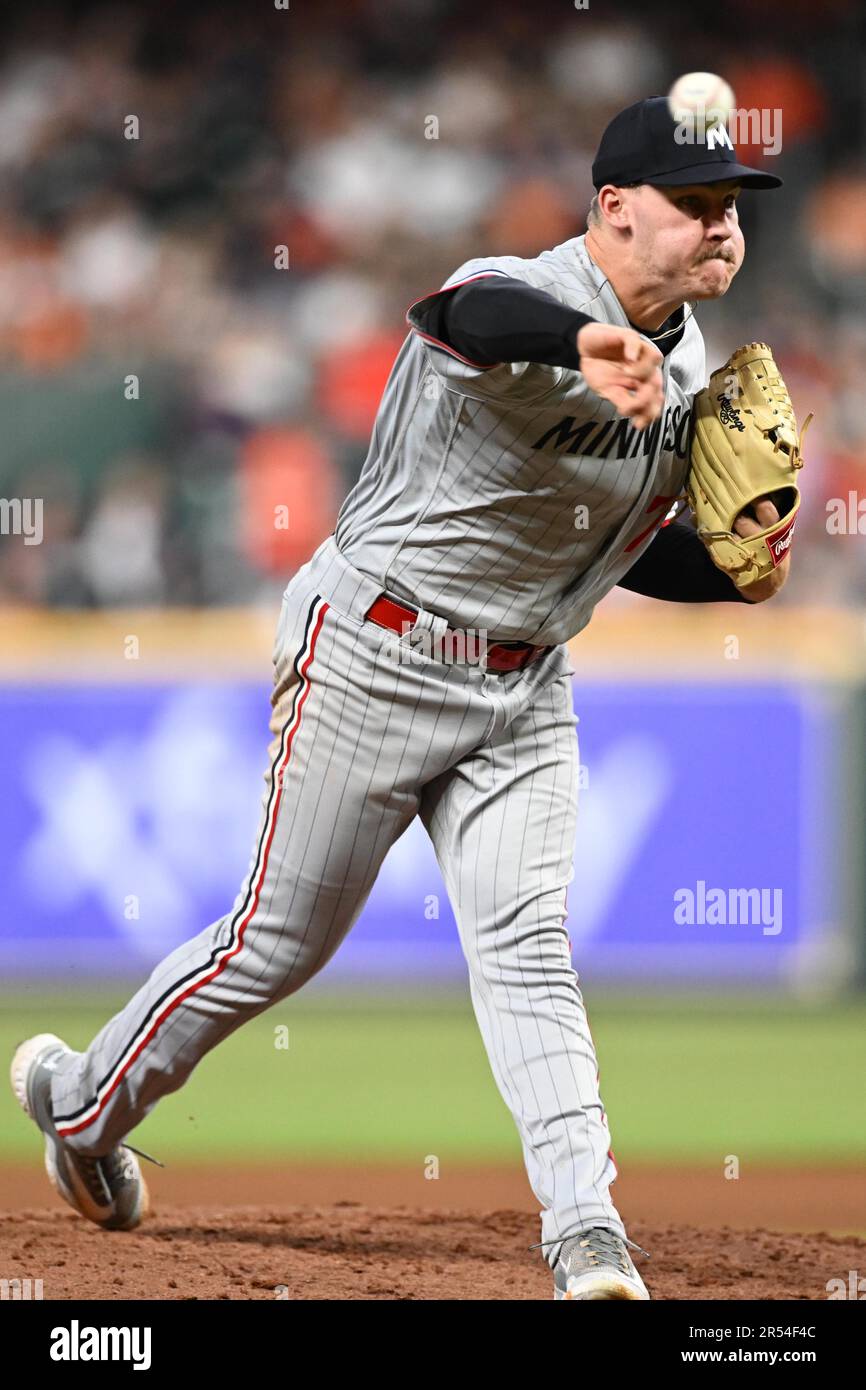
[628,181,745,301]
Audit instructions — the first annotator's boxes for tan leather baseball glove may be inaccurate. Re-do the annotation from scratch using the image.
[687,342,813,589]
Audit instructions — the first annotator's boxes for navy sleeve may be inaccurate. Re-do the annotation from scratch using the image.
[617,519,749,603]
[432,276,594,369]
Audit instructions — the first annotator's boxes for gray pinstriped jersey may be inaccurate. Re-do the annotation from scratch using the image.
[335,234,707,645]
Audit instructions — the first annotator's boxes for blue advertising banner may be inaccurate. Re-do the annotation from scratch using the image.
[0,679,839,986]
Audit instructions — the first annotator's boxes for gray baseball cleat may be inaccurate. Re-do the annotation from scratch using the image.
[553,1226,651,1300]
[10,1032,151,1231]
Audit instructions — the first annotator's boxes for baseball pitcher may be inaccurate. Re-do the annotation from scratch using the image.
[12,97,809,1300]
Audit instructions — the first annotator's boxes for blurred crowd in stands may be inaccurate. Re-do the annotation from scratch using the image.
[0,0,864,610]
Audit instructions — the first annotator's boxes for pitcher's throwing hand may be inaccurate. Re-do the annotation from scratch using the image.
[576,323,664,431]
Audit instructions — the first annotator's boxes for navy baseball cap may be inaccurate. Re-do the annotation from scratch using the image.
[591,96,783,191]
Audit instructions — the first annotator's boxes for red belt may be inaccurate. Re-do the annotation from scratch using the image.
[365,594,550,674]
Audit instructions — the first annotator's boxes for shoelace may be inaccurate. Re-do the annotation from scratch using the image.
[124,1142,165,1169]
[530,1225,651,1262]
[561,1228,641,1274]
[76,1154,112,1201]
[77,1142,164,1200]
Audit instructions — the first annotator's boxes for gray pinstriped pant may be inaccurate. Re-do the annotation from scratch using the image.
[49,536,625,1258]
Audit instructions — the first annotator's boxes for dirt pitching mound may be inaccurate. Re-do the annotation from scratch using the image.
[2,1204,863,1300]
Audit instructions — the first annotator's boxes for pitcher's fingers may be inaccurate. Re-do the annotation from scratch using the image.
[580,324,641,363]
[604,383,644,418]
[618,355,659,384]
[629,375,664,414]
[623,336,640,363]
[637,338,664,368]
[606,379,663,427]
[734,498,781,538]
[734,514,759,538]
[754,498,781,527]
[626,374,665,422]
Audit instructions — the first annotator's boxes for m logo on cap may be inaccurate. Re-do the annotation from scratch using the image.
[706,124,734,152]
[590,96,783,191]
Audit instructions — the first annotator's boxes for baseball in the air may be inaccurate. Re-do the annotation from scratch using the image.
[667,72,736,138]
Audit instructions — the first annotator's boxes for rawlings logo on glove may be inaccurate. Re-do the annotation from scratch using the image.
[717,394,746,432]
[766,514,798,565]
[687,343,813,590]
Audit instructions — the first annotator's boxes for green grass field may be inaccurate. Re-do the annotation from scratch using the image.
[2,989,864,1165]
